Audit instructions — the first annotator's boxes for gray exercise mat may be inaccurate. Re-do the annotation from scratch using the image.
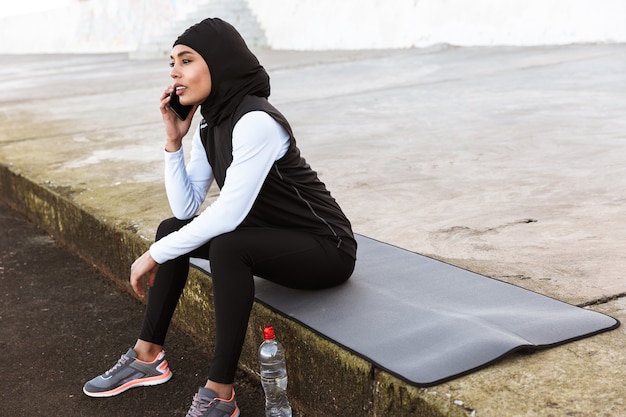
[193,234,619,386]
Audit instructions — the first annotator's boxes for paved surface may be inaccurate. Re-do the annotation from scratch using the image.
[0,199,266,416]
[1,44,625,416]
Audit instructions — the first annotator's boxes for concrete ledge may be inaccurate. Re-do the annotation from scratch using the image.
[0,163,471,416]
[3,47,626,417]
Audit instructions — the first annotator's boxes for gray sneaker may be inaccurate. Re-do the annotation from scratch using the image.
[185,387,240,417]
[83,348,172,397]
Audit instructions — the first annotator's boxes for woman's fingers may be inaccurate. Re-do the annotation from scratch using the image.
[129,251,159,298]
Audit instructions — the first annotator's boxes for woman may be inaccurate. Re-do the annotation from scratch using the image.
[83,18,357,417]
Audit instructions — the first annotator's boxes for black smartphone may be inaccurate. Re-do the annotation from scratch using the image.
[167,91,193,120]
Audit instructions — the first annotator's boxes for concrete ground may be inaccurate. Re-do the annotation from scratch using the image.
[1,44,625,416]
[0,199,266,416]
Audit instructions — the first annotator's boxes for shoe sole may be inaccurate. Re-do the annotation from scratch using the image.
[82,369,173,398]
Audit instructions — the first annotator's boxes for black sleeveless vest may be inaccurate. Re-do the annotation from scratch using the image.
[200,95,356,258]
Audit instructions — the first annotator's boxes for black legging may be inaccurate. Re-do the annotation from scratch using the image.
[139,217,355,383]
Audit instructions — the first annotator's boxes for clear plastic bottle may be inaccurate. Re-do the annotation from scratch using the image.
[258,325,292,417]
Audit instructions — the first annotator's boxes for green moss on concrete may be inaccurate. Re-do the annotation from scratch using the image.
[374,372,471,417]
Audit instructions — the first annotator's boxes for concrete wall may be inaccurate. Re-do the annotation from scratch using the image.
[0,0,625,53]
[252,0,626,49]
[0,0,199,54]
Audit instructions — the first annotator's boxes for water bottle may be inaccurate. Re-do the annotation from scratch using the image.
[259,325,292,417]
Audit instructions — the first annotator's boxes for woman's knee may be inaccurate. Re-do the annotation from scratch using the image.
[208,232,245,265]
[156,217,192,240]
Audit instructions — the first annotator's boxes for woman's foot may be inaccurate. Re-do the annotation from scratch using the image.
[133,339,165,362]
[185,387,239,417]
[82,348,172,397]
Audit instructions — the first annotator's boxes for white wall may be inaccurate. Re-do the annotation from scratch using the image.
[251,0,626,49]
[0,0,199,54]
[0,0,624,54]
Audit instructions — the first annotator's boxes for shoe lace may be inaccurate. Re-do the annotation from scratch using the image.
[185,393,217,417]
[104,354,129,377]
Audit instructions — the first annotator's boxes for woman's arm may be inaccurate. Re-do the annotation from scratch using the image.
[164,124,214,219]
[149,111,289,264]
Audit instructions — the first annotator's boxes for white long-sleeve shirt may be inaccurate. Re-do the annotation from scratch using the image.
[149,111,290,264]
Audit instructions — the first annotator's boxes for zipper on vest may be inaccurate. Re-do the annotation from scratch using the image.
[273,165,341,243]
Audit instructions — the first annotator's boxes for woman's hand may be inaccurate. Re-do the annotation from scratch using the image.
[160,86,198,152]
[130,250,160,298]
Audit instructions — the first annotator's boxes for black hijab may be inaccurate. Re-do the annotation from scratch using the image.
[173,18,270,127]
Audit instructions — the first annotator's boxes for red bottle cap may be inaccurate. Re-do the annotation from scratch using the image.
[263,325,275,340]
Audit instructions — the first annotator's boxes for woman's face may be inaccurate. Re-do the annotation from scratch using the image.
[169,44,212,105]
